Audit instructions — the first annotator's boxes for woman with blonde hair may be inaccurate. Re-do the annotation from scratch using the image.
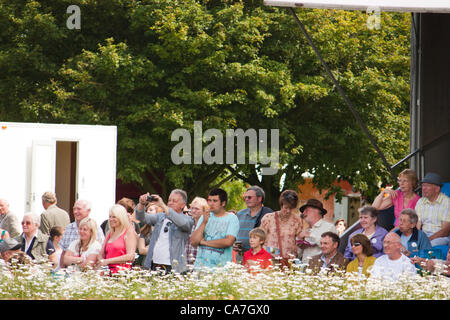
[372,168,420,228]
[64,217,102,270]
[185,197,209,267]
[97,204,137,274]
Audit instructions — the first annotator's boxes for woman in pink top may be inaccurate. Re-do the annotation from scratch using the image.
[372,169,420,228]
[97,205,137,274]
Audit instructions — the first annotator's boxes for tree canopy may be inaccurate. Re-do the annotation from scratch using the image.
[0,0,411,208]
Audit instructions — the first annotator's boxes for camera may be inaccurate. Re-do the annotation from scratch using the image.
[147,195,158,202]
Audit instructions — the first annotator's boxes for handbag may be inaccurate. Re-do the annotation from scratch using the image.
[274,212,290,268]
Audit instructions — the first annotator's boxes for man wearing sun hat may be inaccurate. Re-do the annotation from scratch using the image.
[415,172,450,247]
[297,199,337,263]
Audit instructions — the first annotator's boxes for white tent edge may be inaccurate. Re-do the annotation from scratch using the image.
[263,0,450,13]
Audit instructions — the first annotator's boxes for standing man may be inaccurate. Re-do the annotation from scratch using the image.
[308,231,349,274]
[59,199,105,268]
[235,186,273,257]
[298,199,337,263]
[415,173,450,247]
[191,188,240,270]
[39,191,71,236]
[135,189,194,274]
[370,232,417,281]
[0,198,21,238]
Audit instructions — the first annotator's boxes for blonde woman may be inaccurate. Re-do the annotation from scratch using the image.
[185,197,209,266]
[97,205,137,274]
[64,218,102,270]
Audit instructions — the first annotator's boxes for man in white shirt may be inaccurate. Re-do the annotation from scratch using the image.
[298,199,337,263]
[370,232,417,281]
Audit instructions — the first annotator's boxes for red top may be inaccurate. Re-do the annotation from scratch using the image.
[243,247,272,271]
[105,229,131,274]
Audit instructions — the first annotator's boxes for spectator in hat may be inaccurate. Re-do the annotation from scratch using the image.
[415,172,450,247]
[298,198,337,263]
[39,191,71,236]
[344,206,388,260]
[372,169,421,228]
[0,198,21,238]
[0,238,22,263]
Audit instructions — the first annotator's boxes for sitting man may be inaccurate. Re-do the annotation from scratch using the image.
[370,232,417,281]
[15,212,57,265]
[308,231,349,275]
[415,172,450,247]
[393,208,432,257]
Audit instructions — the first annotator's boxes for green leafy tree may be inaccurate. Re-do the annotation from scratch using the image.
[1,0,411,207]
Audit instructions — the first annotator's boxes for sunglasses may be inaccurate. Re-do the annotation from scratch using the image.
[164,222,172,233]
[351,242,362,247]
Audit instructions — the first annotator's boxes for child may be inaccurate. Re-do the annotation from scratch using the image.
[242,228,272,271]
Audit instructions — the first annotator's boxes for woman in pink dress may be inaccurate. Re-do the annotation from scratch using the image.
[372,169,420,229]
[97,204,137,274]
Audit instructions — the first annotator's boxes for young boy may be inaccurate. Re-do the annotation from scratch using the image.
[242,228,272,271]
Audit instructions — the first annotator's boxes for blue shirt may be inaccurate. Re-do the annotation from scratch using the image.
[194,212,240,270]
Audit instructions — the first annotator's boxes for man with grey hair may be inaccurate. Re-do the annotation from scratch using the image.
[234,186,273,258]
[14,212,57,265]
[370,232,417,281]
[59,199,105,268]
[39,191,70,236]
[136,190,194,273]
[0,198,21,238]
[393,208,432,257]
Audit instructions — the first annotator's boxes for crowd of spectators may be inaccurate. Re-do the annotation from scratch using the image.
[0,171,448,280]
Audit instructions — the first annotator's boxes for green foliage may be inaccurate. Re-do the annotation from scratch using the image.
[0,0,411,204]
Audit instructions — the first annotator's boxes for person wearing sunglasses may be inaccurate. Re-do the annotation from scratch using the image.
[346,233,376,277]
[136,190,194,274]
[234,186,273,262]
[372,169,420,229]
[16,212,57,265]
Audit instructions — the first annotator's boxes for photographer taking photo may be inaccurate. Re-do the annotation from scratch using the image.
[135,190,194,274]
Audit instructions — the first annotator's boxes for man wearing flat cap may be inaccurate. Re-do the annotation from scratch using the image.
[0,238,22,263]
[298,199,337,263]
[415,173,450,247]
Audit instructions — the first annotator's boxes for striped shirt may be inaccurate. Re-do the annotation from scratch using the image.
[416,193,450,237]
[236,207,273,251]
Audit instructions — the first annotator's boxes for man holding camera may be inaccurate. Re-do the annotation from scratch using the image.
[136,190,194,274]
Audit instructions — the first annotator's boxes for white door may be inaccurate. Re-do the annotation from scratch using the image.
[30,140,56,214]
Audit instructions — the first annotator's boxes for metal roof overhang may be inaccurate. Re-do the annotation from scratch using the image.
[263,0,450,13]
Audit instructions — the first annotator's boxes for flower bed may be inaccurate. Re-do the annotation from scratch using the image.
[0,262,448,300]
